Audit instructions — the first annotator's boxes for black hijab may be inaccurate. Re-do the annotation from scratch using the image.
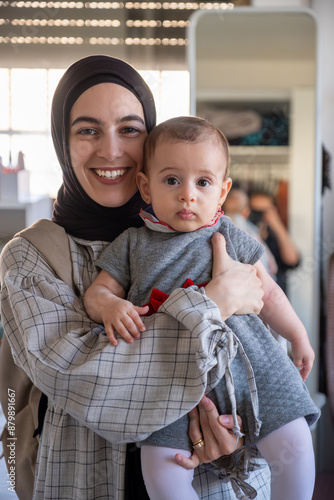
[51,55,156,241]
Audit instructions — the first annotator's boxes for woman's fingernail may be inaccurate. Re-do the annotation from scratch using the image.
[219,415,230,425]
[201,395,209,406]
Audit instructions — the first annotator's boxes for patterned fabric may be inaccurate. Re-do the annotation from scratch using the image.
[0,234,271,499]
[159,288,262,440]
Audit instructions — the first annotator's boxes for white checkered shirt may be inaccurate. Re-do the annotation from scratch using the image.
[0,234,270,499]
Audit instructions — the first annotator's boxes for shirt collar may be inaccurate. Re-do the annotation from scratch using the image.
[139,209,224,234]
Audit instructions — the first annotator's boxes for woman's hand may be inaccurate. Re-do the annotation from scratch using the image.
[174,395,244,469]
[205,233,264,320]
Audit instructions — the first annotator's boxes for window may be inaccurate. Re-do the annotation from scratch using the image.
[0,2,241,68]
[0,68,189,197]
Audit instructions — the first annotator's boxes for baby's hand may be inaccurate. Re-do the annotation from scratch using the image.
[290,336,315,381]
[102,297,149,346]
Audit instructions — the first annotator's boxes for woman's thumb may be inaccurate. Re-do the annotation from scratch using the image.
[211,233,229,277]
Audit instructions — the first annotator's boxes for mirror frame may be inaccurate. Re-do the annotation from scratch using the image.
[187,7,322,400]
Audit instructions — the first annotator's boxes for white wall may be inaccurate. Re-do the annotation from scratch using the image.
[310,0,334,472]
[311,0,334,277]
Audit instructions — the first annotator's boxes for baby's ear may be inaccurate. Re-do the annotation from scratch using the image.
[219,177,233,205]
[137,172,152,204]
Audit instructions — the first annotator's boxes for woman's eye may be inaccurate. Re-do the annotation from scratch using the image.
[121,126,141,135]
[78,128,97,136]
[197,179,210,187]
[165,177,179,185]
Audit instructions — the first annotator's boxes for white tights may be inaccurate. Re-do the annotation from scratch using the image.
[141,417,315,500]
[141,446,198,500]
[257,417,315,500]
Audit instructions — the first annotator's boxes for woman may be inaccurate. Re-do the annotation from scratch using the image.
[248,191,300,293]
[0,55,270,499]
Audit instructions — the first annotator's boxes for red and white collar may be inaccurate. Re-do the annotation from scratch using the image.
[139,209,224,234]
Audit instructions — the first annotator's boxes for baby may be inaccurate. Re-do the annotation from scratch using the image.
[85,116,319,500]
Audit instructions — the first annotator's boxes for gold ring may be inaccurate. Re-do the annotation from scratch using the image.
[192,438,205,449]
[192,438,203,446]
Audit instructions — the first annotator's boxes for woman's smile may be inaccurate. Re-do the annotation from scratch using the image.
[93,168,128,180]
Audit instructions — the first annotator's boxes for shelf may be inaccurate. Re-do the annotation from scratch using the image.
[0,194,50,209]
[0,195,52,238]
[196,89,291,102]
[230,146,290,164]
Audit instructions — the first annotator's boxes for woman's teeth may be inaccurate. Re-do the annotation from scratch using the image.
[95,169,126,179]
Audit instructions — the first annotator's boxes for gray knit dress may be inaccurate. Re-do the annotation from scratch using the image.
[97,211,320,450]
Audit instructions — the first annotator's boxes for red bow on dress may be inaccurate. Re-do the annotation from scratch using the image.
[143,278,208,317]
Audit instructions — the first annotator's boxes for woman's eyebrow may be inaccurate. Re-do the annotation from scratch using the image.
[71,114,145,127]
[71,116,102,127]
[119,114,145,126]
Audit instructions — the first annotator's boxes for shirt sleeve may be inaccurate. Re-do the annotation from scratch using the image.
[224,218,265,265]
[95,229,132,292]
[0,236,227,444]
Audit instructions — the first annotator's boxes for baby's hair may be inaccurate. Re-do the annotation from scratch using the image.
[143,115,230,177]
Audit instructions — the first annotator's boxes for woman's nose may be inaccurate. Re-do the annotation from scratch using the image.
[97,133,121,160]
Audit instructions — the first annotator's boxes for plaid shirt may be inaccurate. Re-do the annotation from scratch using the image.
[0,234,270,499]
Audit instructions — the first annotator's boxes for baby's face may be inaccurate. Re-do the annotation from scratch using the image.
[141,139,231,232]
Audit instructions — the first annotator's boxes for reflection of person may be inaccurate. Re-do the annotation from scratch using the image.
[249,191,300,293]
[223,186,278,278]
[0,57,271,500]
[85,116,320,500]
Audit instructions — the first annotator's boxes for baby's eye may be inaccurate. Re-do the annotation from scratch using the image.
[165,177,179,185]
[197,179,210,187]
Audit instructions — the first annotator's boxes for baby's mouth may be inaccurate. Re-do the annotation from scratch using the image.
[94,168,127,179]
[178,209,195,219]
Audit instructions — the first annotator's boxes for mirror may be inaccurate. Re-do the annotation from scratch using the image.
[188,7,321,397]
